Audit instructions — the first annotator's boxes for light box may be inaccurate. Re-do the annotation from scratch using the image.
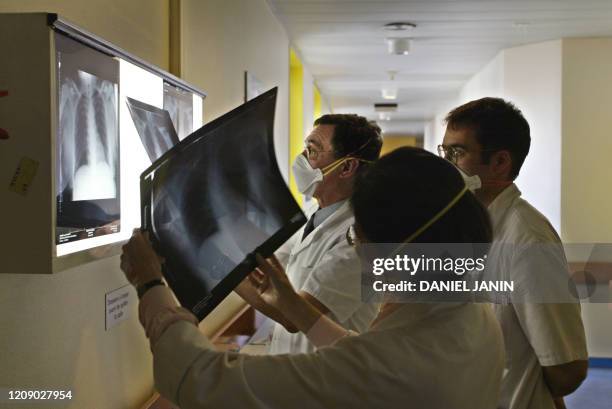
[0,13,206,273]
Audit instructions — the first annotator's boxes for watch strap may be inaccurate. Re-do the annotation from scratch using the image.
[137,279,165,299]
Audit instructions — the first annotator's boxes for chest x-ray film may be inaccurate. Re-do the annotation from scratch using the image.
[126,97,180,162]
[163,81,193,140]
[55,33,120,244]
[141,88,306,320]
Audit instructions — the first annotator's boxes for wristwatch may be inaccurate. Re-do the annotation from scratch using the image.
[137,279,165,299]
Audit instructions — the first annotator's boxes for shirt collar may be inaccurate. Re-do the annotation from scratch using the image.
[487,183,521,231]
[312,199,347,229]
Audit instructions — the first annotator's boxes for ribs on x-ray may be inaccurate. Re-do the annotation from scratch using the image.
[58,70,118,202]
[134,110,176,161]
[126,97,180,162]
[141,88,307,319]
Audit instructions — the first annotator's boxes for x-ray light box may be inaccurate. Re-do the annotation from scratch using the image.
[0,13,206,273]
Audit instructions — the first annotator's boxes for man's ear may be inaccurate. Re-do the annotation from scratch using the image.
[339,158,360,178]
[491,150,513,180]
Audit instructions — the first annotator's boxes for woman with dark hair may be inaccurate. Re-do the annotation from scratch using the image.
[121,147,504,409]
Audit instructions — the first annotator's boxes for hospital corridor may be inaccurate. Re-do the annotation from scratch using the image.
[0,1,611,408]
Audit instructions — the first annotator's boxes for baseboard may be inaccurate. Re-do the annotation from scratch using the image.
[589,357,612,368]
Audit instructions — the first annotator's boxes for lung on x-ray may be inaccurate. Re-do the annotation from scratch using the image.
[55,33,120,244]
[141,88,306,320]
[126,97,179,162]
[163,81,193,140]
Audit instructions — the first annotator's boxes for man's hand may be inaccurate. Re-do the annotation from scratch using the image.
[235,255,290,308]
[233,255,300,333]
[120,229,164,287]
[252,254,299,310]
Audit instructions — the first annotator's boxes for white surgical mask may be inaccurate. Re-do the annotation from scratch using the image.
[291,154,352,197]
[292,154,324,197]
[455,166,482,192]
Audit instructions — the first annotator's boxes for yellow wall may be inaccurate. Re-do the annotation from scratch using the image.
[561,38,612,243]
[290,48,304,206]
[561,38,612,359]
[380,136,419,157]
[288,58,333,207]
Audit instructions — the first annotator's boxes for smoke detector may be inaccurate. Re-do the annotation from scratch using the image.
[383,22,415,55]
[383,22,417,32]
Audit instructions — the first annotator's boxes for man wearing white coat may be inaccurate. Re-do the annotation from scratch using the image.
[236,113,383,354]
[439,98,588,409]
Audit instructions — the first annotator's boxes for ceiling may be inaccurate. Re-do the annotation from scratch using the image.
[267,0,612,135]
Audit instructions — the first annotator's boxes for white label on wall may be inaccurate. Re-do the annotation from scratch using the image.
[105,285,131,330]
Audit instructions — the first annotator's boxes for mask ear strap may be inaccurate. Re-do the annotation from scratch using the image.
[322,136,377,176]
[321,157,348,176]
[322,157,374,176]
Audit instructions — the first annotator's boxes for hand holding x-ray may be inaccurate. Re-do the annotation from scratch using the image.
[120,229,165,287]
[234,255,300,333]
[250,254,298,311]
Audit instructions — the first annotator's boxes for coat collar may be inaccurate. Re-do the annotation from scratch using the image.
[487,183,521,234]
[291,199,352,256]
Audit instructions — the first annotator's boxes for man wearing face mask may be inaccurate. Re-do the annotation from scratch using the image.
[236,114,383,354]
[439,98,588,409]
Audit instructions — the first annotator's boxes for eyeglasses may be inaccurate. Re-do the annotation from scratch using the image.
[346,224,359,247]
[305,145,334,161]
[437,144,498,164]
[437,144,468,164]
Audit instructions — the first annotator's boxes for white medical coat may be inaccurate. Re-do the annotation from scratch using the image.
[153,303,505,409]
[269,200,378,354]
[488,184,588,409]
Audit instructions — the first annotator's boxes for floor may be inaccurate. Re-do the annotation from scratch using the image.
[565,368,612,409]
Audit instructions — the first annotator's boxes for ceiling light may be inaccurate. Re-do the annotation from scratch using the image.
[381,70,398,100]
[378,112,391,121]
[381,87,398,100]
[383,22,417,32]
[512,21,531,29]
[386,37,411,55]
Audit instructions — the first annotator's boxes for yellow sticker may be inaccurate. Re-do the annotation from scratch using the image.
[9,157,39,196]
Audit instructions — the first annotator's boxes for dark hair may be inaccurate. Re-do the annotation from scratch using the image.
[445,97,530,179]
[314,114,383,169]
[351,147,492,244]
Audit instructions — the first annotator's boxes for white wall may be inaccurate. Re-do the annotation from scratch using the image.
[181,0,290,181]
[423,107,454,154]
[459,52,505,103]
[179,0,293,335]
[302,63,315,137]
[0,0,169,69]
[425,38,612,357]
[424,42,562,231]
[504,41,562,232]
[320,91,332,115]
[425,53,505,154]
